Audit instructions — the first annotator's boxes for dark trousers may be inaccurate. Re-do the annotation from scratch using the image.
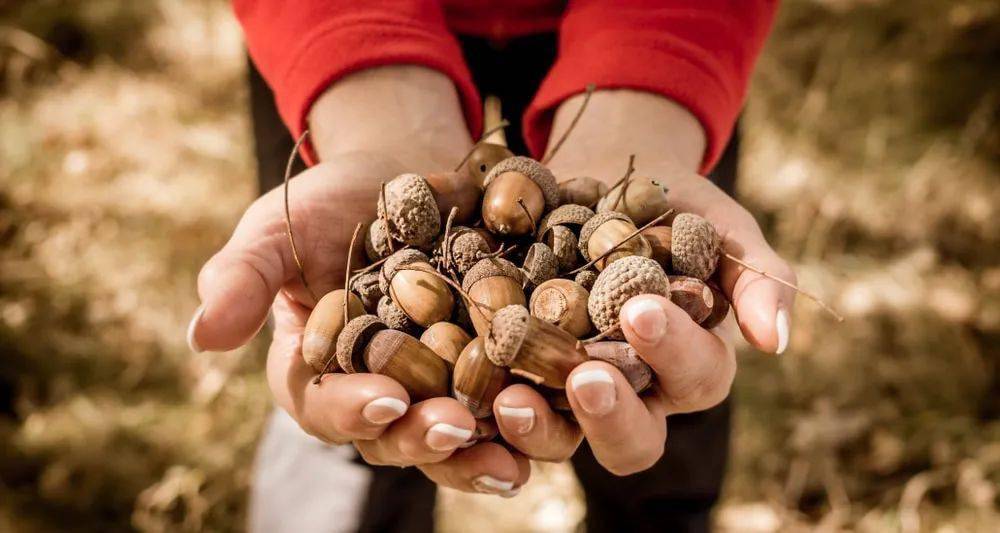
[249,33,736,533]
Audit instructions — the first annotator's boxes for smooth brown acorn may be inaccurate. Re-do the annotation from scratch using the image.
[640,225,672,269]
[301,289,366,372]
[485,305,590,389]
[529,278,592,338]
[669,275,714,324]
[425,171,482,224]
[578,211,652,271]
[336,315,450,402]
[380,249,455,327]
[466,95,514,184]
[461,257,527,336]
[558,176,607,207]
[597,176,670,226]
[452,337,511,418]
[420,322,472,368]
[482,156,560,236]
[588,255,670,340]
[700,283,730,329]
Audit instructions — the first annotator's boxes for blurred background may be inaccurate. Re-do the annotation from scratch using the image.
[0,0,997,531]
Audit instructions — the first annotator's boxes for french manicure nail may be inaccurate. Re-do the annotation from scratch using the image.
[775,307,790,355]
[362,397,407,425]
[498,406,535,435]
[472,475,514,494]
[500,487,521,498]
[623,299,667,343]
[425,423,474,451]
[187,305,205,353]
[570,369,617,416]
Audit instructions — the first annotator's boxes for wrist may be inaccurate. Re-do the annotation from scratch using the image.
[308,65,474,173]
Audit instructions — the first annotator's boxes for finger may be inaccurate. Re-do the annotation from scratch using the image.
[265,293,410,443]
[354,397,476,466]
[565,361,667,476]
[419,442,528,497]
[493,384,582,462]
[619,294,736,414]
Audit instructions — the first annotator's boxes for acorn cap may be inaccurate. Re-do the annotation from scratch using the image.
[462,257,524,292]
[377,173,441,247]
[485,305,530,366]
[538,204,595,235]
[588,255,669,339]
[670,213,721,280]
[585,342,652,393]
[546,225,579,272]
[483,156,559,210]
[523,243,558,287]
[335,315,387,374]
[365,219,394,262]
[578,211,634,261]
[377,296,419,334]
[574,269,598,290]
[350,271,383,312]
[448,227,491,275]
[379,249,430,294]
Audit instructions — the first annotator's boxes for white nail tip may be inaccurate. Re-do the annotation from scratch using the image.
[570,369,615,390]
[474,475,514,492]
[775,308,790,354]
[428,423,474,441]
[366,397,408,416]
[187,305,205,353]
[497,406,535,419]
[624,298,663,323]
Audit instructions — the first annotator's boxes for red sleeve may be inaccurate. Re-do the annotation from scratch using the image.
[233,0,481,164]
[523,0,779,173]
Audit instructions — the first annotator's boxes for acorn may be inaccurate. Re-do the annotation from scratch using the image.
[365,219,395,262]
[671,213,721,280]
[522,242,558,288]
[585,342,653,394]
[441,226,495,275]
[482,156,559,236]
[453,337,511,418]
[425,171,482,223]
[377,295,420,334]
[485,305,590,389]
[574,269,598,291]
[377,173,441,247]
[641,225,672,269]
[529,279,592,338]
[541,225,580,272]
[350,271,383,312]
[588,255,670,340]
[336,315,449,402]
[700,283,730,329]
[380,249,455,327]
[558,176,608,207]
[301,289,366,372]
[420,321,472,368]
[467,144,514,184]
[668,275,714,324]
[578,211,652,271]
[537,204,596,234]
[461,257,527,336]
[597,177,670,226]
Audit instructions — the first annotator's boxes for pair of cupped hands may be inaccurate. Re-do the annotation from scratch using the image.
[186,67,796,497]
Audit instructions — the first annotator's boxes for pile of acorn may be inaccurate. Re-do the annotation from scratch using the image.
[295,99,741,429]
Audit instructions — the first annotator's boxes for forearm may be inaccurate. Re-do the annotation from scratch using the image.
[308,65,474,173]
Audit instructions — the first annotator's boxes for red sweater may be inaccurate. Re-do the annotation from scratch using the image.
[234,0,778,172]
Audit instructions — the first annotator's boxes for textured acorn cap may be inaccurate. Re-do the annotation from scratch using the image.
[462,257,524,292]
[484,305,530,366]
[483,156,560,210]
[351,271,383,312]
[574,269,598,290]
[577,211,634,261]
[365,219,394,262]
[522,243,558,288]
[588,255,670,340]
[377,296,419,334]
[670,213,721,280]
[586,342,652,393]
[546,225,580,271]
[335,315,387,374]
[379,249,430,294]
[538,204,595,235]
[448,227,492,275]
[377,173,441,247]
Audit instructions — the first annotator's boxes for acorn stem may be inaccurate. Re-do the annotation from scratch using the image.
[607,154,637,211]
[721,253,845,322]
[517,197,537,235]
[582,323,621,344]
[283,129,317,305]
[440,206,459,272]
[352,249,406,275]
[313,222,364,385]
[542,83,596,164]
[453,119,512,172]
[510,368,545,385]
[379,181,395,253]
[568,209,674,275]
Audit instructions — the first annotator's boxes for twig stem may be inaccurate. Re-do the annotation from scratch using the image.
[542,83,595,164]
[722,253,845,322]
[283,129,317,305]
[568,209,674,275]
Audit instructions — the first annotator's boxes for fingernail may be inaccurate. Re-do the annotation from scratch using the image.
[570,369,617,416]
[500,487,521,498]
[472,475,514,494]
[498,406,535,435]
[623,299,667,343]
[187,305,205,353]
[775,307,790,355]
[425,423,474,452]
[362,397,407,425]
